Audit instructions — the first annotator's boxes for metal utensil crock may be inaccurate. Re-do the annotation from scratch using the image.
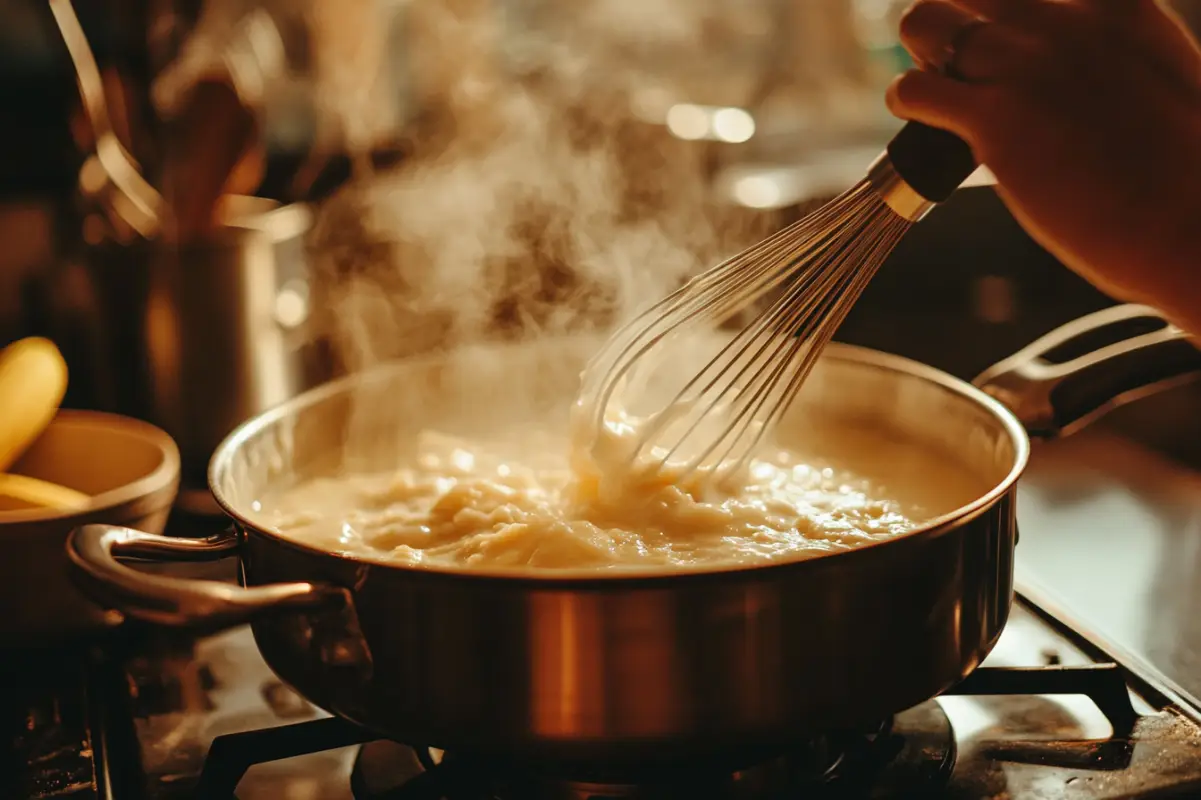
[145,196,318,510]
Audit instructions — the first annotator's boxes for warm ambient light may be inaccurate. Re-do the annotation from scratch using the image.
[731,175,783,209]
[665,103,710,140]
[711,107,755,143]
[274,279,310,329]
[665,104,757,143]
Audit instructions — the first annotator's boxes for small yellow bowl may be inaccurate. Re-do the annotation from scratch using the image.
[0,410,180,644]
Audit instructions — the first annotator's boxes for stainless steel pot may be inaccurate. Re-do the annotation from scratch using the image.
[66,304,1201,765]
[145,196,318,509]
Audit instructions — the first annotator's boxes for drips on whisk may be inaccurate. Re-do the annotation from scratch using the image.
[573,121,979,489]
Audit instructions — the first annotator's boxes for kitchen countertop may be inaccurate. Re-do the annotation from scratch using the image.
[1016,382,1201,710]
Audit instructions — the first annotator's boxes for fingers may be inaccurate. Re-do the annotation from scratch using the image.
[1077,0,1157,15]
[899,1,1039,82]
[933,0,1044,24]
[899,0,979,69]
[951,23,1042,83]
[885,70,985,143]
[1084,0,1201,95]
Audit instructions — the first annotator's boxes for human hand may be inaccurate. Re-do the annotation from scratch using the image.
[887,0,1201,334]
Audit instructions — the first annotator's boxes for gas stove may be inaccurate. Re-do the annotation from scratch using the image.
[6,581,1201,800]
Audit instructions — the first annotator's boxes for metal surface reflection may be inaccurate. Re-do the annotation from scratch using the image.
[1017,383,1201,710]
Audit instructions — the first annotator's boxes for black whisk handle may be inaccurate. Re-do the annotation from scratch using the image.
[885,121,978,204]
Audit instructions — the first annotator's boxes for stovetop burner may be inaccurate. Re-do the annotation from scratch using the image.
[186,645,1159,800]
[185,659,1149,800]
[347,703,955,799]
[11,597,1201,799]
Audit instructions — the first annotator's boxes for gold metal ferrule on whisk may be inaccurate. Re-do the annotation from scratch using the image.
[866,154,936,223]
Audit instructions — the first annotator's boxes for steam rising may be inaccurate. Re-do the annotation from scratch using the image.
[307,0,775,374]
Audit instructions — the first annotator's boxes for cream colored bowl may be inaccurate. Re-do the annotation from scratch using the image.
[0,410,179,644]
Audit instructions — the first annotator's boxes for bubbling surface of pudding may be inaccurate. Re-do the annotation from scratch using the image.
[259,407,990,573]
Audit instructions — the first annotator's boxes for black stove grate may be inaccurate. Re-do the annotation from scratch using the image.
[950,663,1138,736]
[0,618,1150,800]
[195,717,375,797]
[182,663,1138,799]
[0,638,143,800]
[343,716,926,800]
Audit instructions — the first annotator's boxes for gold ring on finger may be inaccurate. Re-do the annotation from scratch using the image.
[940,19,991,81]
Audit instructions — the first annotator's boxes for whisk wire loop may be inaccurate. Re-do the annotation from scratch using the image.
[578,160,939,486]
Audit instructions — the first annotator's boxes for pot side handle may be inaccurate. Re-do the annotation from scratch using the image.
[972,304,1201,439]
[66,523,347,629]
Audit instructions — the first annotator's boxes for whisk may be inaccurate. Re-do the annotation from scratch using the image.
[577,122,977,484]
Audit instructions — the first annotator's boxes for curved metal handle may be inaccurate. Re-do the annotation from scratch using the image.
[973,304,1201,438]
[66,524,347,630]
[49,0,162,239]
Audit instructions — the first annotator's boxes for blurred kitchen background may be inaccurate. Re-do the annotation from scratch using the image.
[3,0,1201,507]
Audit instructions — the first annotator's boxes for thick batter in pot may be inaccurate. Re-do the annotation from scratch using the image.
[261,407,987,573]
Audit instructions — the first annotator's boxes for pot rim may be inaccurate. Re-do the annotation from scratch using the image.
[207,341,1030,587]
